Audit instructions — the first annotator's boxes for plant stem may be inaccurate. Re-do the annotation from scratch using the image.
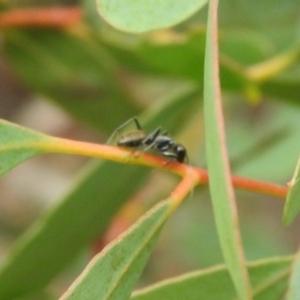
[0,7,82,28]
[39,137,288,200]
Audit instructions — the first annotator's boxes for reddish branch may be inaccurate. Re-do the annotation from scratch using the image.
[0,6,82,28]
[192,168,287,199]
[47,139,288,200]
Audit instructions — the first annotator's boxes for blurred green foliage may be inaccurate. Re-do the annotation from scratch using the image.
[0,0,299,299]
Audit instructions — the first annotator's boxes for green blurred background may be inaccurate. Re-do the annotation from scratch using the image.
[0,0,299,298]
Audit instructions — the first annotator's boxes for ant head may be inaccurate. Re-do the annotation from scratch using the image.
[175,144,187,163]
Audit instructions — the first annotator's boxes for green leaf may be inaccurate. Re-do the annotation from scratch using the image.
[103,29,243,86]
[203,1,251,299]
[60,200,172,300]
[0,119,50,177]
[283,156,300,226]
[261,78,300,107]
[285,250,300,300]
[227,100,300,182]
[131,257,292,300]
[0,161,150,300]
[96,0,208,33]
[4,29,139,133]
[219,0,300,33]
[140,82,199,132]
[0,89,197,299]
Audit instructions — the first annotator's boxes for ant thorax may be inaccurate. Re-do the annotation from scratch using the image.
[147,136,175,152]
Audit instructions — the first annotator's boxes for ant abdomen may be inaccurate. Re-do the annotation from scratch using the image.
[117,130,146,148]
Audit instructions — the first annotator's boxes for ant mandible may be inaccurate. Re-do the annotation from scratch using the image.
[109,117,187,163]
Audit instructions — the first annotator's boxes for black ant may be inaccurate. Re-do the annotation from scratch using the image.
[109,117,187,163]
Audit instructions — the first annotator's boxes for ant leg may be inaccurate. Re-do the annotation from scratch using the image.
[133,117,143,130]
[143,127,162,150]
[161,152,177,159]
[126,126,161,160]
[106,117,142,144]
[160,151,178,165]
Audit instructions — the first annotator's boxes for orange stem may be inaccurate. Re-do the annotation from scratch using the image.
[231,174,287,199]
[0,6,82,28]
[42,138,288,200]
[191,169,287,199]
